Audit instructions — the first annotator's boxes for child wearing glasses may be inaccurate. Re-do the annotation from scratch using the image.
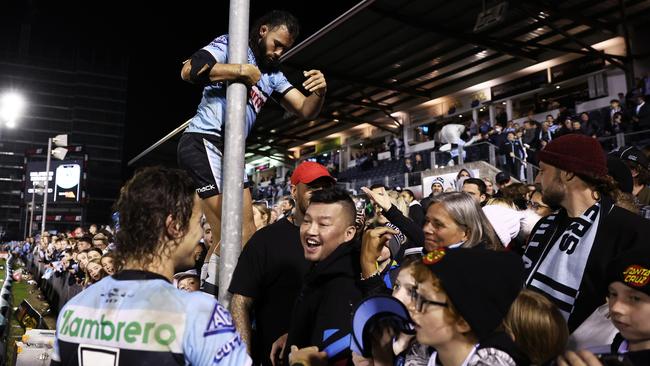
[410,248,528,366]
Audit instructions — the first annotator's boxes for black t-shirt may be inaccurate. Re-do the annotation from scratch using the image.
[229,218,310,366]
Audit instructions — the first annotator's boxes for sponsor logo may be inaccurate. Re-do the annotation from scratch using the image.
[249,85,268,114]
[204,303,235,337]
[213,334,242,363]
[623,265,650,288]
[197,185,216,194]
[59,309,177,348]
[100,288,134,304]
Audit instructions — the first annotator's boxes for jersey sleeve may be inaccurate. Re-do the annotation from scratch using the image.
[184,296,252,366]
[202,35,228,64]
[270,71,294,97]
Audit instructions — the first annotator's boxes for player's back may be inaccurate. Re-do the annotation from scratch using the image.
[52,270,250,366]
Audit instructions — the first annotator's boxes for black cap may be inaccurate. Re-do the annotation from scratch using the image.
[607,248,650,297]
[422,248,524,341]
[495,171,510,184]
[611,146,650,171]
[607,157,634,194]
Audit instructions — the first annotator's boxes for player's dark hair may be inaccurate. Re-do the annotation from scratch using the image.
[113,166,196,270]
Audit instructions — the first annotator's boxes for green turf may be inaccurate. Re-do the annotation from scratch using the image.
[5,258,31,366]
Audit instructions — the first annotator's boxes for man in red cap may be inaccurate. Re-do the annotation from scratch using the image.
[522,134,650,350]
[229,161,335,365]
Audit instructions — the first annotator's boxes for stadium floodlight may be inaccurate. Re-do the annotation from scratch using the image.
[0,92,26,128]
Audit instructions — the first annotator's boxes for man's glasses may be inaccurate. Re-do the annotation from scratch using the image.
[409,287,448,313]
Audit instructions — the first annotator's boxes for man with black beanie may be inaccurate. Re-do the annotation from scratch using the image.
[523,134,650,350]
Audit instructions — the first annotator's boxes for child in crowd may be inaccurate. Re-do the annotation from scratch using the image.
[411,248,528,366]
[504,289,569,365]
[558,248,650,366]
[84,257,107,287]
[174,271,201,293]
[100,252,115,275]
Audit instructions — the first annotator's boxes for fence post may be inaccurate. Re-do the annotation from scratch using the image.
[616,132,625,148]
[458,145,464,165]
[526,164,534,184]
[488,144,496,166]
[430,150,436,169]
[404,173,409,187]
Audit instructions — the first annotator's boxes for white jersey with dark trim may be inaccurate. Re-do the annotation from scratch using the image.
[51,270,251,366]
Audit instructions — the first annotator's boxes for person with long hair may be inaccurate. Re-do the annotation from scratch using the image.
[523,135,650,350]
[52,166,250,366]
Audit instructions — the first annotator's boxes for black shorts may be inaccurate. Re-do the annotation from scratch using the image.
[177,132,249,199]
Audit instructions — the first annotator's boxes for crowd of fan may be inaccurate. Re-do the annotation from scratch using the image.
[8,132,650,366]
[14,225,117,289]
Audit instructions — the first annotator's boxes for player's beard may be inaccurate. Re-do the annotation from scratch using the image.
[252,35,280,72]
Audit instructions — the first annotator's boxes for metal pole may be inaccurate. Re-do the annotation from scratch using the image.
[28,183,36,237]
[488,144,496,166]
[616,132,625,148]
[218,0,250,306]
[41,138,52,235]
[458,145,464,165]
[526,163,534,184]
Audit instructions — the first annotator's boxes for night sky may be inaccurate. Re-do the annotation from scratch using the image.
[2,0,356,172]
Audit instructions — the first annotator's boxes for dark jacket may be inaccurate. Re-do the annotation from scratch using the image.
[285,241,363,365]
[408,203,426,229]
[634,102,650,130]
[523,196,650,332]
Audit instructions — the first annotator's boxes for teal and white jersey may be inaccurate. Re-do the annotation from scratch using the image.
[185,34,294,138]
[51,270,251,366]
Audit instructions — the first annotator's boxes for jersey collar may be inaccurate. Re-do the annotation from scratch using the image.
[113,270,171,283]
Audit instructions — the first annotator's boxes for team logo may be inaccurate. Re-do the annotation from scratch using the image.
[204,303,235,337]
[623,265,650,288]
[422,249,446,265]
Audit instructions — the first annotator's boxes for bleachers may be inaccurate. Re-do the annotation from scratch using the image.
[336,128,650,190]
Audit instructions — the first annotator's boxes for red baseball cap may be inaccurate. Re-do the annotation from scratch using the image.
[290,161,336,185]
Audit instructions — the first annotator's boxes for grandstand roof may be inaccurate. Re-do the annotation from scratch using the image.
[248,0,649,159]
[129,0,650,166]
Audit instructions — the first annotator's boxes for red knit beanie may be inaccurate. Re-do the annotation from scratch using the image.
[537,134,607,177]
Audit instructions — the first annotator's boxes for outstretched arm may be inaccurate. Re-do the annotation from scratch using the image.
[281,70,327,120]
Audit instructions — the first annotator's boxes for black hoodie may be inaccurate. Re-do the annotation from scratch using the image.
[285,240,363,365]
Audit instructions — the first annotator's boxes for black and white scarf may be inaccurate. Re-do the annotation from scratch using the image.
[523,203,601,319]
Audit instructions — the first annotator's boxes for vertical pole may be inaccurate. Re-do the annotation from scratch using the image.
[489,105,496,126]
[526,164,534,184]
[41,138,52,235]
[218,0,251,306]
[506,100,513,121]
[29,183,36,237]
[488,144,496,166]
[616,132,626,148]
